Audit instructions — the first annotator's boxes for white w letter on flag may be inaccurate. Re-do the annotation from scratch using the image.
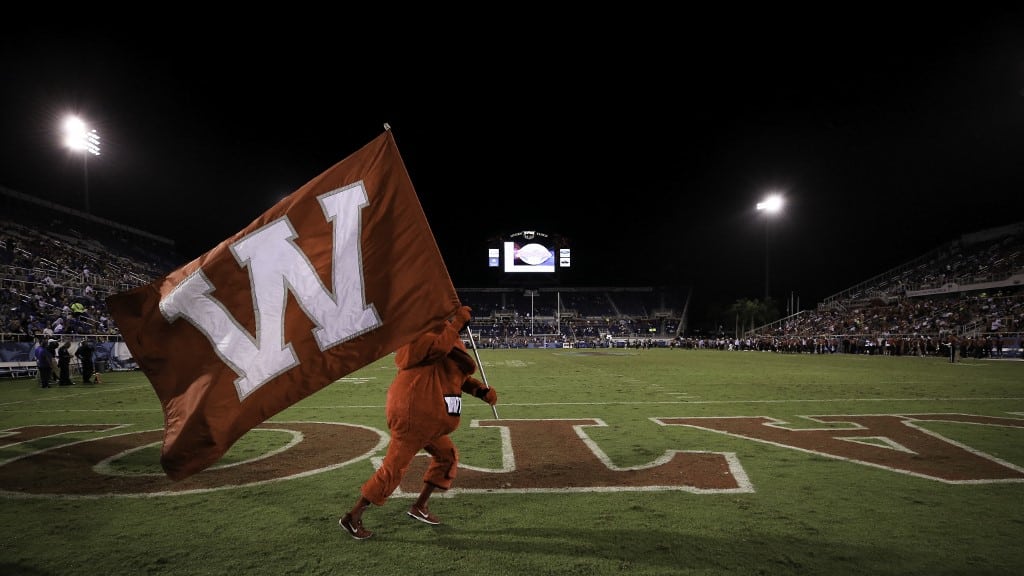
[160,184,381,399]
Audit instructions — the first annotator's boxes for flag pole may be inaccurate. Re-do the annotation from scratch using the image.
[464,325,499,419]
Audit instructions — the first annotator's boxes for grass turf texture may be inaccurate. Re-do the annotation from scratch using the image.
[1,349,1022,576]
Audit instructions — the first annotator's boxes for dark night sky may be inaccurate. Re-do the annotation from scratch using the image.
[3,13,1023,326]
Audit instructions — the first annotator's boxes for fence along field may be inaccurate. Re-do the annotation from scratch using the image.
[1,348,1022,576]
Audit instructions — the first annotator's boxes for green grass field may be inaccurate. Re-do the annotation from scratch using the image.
[1,349,1022,576]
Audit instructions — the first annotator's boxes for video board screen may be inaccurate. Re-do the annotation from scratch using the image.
[486,230,570,277]
[503,241,555,273]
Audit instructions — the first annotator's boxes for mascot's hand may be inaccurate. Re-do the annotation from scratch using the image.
[474,385,498,405]
[452,306,473,330]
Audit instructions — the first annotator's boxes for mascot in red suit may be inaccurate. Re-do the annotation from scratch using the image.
[340,305,498,540]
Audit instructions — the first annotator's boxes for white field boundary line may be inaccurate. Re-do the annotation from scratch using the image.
[482,397,1024,406]
[256,396,1024,411]
[4,395,1023,415]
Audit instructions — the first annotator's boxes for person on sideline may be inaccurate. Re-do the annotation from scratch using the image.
[34,337,56,388]
[339,306,499,540]
[75,338,96,384]
[57,339,74,386]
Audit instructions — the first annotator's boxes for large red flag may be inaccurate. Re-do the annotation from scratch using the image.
[106,129,461,481]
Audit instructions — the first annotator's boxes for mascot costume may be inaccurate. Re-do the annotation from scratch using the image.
[340,305,498,540]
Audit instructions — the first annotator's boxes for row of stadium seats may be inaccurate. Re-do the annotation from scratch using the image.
[1,185,1021,356]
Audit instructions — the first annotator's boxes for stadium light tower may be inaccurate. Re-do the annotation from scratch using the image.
[756,193,784,302]
[524,290,538,335]
[63,115,101,214]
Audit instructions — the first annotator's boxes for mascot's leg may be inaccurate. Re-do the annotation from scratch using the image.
[340,430,424,539]
[362,428,428,504]
[421,436,459,489]
[407,436,458,526]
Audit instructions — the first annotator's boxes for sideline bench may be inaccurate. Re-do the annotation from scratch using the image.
[0,361,38,379]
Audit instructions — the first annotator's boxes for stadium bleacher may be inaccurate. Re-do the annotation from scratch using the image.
[1,185,1020,365]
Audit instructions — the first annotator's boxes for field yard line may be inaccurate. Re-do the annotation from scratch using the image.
[1,408,164,413]
[284,396,1024,410]
[459,396,1024,406]
[0,385,153,408]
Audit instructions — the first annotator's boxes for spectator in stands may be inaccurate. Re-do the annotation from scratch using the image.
[27,316,45,338]
[15,314,33,342]
[56,339,74,386]
[2,314,15,334]
[34,337,56,388]
[75,338,96,384]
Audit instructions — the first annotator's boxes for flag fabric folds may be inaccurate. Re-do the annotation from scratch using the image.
[106,129,460,480]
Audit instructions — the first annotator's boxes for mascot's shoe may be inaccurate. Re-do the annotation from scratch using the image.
[339,514,373,540]
[407,504,441,525]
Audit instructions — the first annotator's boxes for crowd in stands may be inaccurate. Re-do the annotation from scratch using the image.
[459,223,1023,357]
[456,287,683,349]
[1,186,180,343]
[744,222,1024,357]
[1,186,1021,359]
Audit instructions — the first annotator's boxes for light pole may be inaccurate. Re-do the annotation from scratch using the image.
[524,290,538,335]
[63,115,101,213]
[756,193,784,303]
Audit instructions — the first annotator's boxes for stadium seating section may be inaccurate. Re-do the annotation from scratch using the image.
[1,186,1021,368]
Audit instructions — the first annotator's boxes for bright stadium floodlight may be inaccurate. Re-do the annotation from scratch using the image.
[63,115,101,214]
[756,193,784,302]
[756,194,783,214]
